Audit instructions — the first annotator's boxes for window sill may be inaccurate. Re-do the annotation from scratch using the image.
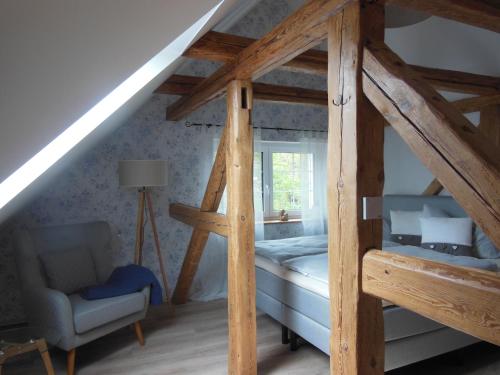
[262,218,302,225]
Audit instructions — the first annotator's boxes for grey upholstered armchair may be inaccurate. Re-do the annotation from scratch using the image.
[14,221,150,375]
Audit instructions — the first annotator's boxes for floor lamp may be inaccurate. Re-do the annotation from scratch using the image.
[119,160,170,303]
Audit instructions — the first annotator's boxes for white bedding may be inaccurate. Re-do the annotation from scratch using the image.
[255,254,394,307]
[255,234,328,264]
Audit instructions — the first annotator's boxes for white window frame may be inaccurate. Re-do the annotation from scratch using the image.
[256,141,313,220]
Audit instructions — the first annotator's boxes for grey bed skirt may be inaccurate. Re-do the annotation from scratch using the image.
[256,266,479,371]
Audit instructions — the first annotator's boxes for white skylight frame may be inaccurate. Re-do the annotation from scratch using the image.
[0,1,223,210]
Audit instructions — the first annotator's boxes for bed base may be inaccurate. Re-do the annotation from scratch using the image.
[257,276,480,371]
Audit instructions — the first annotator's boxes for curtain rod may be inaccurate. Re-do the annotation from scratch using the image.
[185,121,327,133]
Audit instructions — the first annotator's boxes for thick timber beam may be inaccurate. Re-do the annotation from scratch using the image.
[387,0,500,34]
[182,31,500,95]
[184,31,329,76]
[171,128,227,304]
[226,80,256,375]
[410,65,500,95]
[363,250,500,345]
[453,93,500,113]
[327,2,385,374]
[362,41,500,248]
[167,0,352,120]
[157,75,328,107]
[169,203,229,237]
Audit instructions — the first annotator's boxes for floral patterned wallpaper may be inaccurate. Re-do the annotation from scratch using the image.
[0,0,328,326]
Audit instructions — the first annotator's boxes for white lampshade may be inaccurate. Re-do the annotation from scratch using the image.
[119,160,168,188]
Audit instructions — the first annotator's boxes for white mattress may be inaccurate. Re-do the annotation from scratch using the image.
[255,254,394,307]
[255,254,329,298]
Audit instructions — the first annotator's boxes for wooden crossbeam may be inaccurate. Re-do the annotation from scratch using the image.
[158,74,500,114]
[362,250,500,345]
[171,128,227,304]
[453,93,500,113]
[226,80,257,375]
[169,203,229,237]
[182,31,500,95]
[157,75,328,107]
[410,65,500,95]
[166,0,353,120]
[422,178,444,196]
[362,41,500,248]
[156,75,201,96]
[387,0,500,34]
[184,31,329,76]
[327,2,385,374]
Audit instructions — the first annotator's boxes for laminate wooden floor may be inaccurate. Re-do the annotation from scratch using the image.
[3,299,500,374]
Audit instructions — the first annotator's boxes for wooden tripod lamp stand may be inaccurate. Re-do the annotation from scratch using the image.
[119,160,170,303]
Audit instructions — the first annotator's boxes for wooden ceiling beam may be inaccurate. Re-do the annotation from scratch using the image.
[363,41,500,247]
[158,73,500,114]
[363,250,500,346]
[410,65,500,95]
[452,93,500,113]
[157,74,328,107]
[166,0,353,121]
[183,31,500,95]
[387,0,500,34]
[184,31,328,76]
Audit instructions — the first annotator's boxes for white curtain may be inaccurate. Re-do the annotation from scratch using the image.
[190,125,228,301]
[300,131,328,236]
[254,128,265,241]
[190,125,264,301]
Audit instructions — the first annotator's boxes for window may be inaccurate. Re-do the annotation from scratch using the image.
[255,141,314,219]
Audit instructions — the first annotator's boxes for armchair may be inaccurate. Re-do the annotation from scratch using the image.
[14,221,150,375]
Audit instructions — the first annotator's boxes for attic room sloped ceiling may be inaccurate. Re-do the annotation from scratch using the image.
[0,0,256,224]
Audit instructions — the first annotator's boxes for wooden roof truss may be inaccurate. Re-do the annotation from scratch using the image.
[158,1,500,374]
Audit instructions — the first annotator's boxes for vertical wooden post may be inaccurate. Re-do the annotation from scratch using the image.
[226,80,257,375]
[327,1,385,374]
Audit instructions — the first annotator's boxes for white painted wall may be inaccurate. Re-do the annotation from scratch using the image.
[383,16,500,195]
[0,1,221,181]
[0,0,248,223]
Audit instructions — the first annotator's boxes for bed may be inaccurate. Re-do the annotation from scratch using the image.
[255,195,497,371]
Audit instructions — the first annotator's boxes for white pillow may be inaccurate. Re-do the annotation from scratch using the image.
[390,210,422,236]
[420,217,473,246]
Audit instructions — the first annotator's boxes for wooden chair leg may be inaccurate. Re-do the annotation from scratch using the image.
[134,321,145,346]
[37,339,55,375]
[67,349,76,375]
